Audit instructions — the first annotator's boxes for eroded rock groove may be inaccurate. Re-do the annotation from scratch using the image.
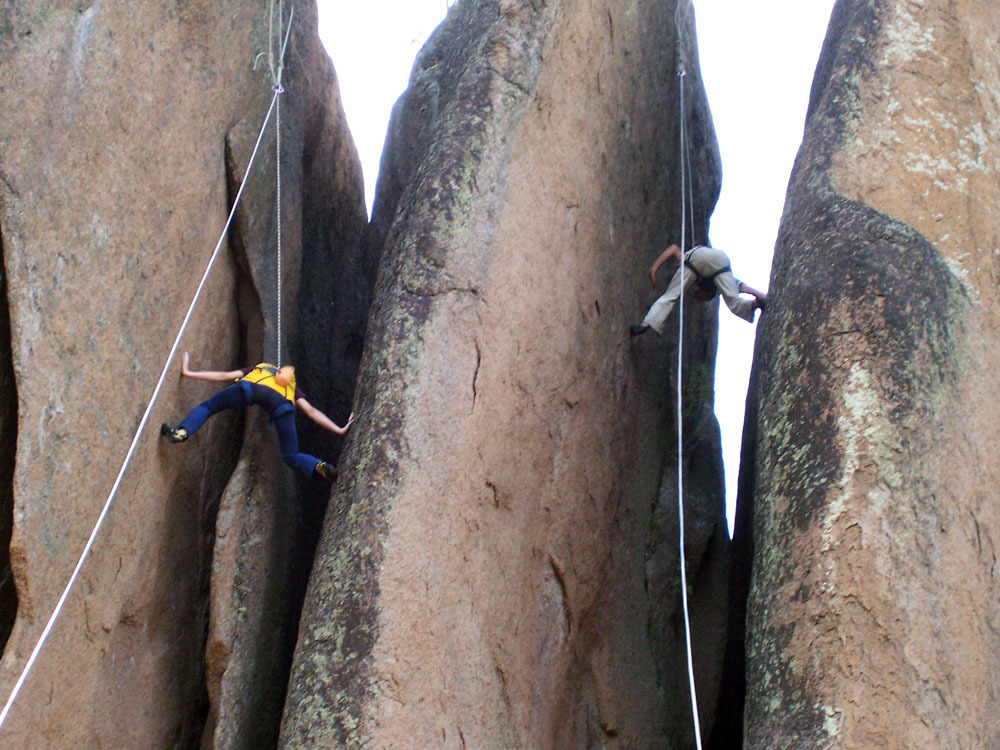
[0,219,17,657]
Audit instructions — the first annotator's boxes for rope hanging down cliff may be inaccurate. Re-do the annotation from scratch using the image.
[0,14,294,732]
[268,0,294,366]
[674,0,704,748]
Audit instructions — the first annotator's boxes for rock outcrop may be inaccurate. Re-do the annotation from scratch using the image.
[0,1,367,746]
[281,1,731,747]
[742,1,1000,746]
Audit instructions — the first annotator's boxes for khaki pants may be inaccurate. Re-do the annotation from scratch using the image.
[642,245,756,333]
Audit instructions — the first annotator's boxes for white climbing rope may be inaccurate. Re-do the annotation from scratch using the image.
[270,1,293,367]
[0,88,283,734]
[674,1,703,748]
[275,88,284,367]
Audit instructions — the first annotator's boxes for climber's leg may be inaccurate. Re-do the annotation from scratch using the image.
[173,382,250,439]
[271,410,325,477]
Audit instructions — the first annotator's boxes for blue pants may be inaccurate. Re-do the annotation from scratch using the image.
[178,381,321,477]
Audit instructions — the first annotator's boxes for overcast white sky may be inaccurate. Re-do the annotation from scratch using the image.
[697,0,835,532]
[317,0,837,534]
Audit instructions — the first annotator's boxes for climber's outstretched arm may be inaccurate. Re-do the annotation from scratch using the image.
[738,281,766,300]
[180,352,244,382]
[649,243,682,286]
[298,397,355,436]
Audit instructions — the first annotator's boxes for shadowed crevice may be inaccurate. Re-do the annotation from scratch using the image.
[706,360,759,750]
[193,136,288,750]
[0,214,18,657]
[153,139,261,747]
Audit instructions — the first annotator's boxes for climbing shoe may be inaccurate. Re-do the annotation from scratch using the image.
[314,461,338,482]
[757,297,767,312]
[160,423,188,443]
[630,324,649,338]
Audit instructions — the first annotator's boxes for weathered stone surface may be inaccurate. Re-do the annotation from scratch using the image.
[202,419,300,750]
[282,0,730,747]
[0,1,366,746]
[744,1,1000,746]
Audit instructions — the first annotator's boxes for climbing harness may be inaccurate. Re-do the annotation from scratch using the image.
[684,248,731,298]
[0,5,295,733]
[674,0,703,748]
[239,363,297,403]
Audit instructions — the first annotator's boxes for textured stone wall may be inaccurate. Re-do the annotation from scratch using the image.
[0,1,366,746]
[743,0,1000,746]
[0,0,742,745]
[281,0,731,747]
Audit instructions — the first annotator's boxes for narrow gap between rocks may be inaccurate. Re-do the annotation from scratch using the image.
[0,216,18,657]
[280,62,379,718]
[187,140,267,745]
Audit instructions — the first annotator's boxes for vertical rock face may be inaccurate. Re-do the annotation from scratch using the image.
[744,1,1000,746]
[283,0,730,747]
[0,1,366,746]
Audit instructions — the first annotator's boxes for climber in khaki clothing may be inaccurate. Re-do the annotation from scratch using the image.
[630,243,767,336]
[161,353,354,481]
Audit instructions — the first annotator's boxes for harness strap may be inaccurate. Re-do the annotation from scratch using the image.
[241,379,295,422]
[269,401,295,420]
[709,265,731,279]
[684,248,730,280]
[686,259,733,279]
[242,364,279,383]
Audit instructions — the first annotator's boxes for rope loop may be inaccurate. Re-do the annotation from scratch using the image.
[272,84,285,94]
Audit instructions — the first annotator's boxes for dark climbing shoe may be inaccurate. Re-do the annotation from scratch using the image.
[756,297,767,312]
[314,461,338,482]
[160,423,188,443]
[630,324,649,338]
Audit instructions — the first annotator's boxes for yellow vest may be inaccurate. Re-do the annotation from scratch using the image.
[238,363,296,403]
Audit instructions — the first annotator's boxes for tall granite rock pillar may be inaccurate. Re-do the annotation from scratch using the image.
[0,1,367,746]
[744,1,1000,746]
[282,0,731,747]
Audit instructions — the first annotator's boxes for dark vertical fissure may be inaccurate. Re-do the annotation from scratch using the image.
[185,140,265,747]
[707,358,759,750]
[193,120,366,747]
[225,139,266,371]
[224,136,297,750]
[290,40,374,676]
[0,217,18,656]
